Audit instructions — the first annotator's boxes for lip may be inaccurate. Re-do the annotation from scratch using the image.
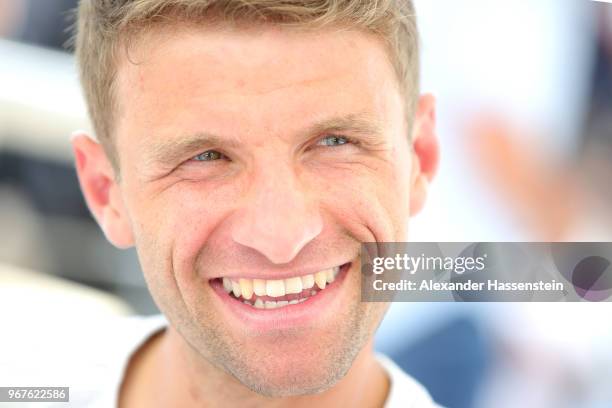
[210,262,352,331]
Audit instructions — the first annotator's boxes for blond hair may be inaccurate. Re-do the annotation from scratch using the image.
[74,0,419,170]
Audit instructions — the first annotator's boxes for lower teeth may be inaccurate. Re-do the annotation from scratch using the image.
[241,296,309,309]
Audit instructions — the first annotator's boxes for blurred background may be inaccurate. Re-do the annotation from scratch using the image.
[1,0,611,407]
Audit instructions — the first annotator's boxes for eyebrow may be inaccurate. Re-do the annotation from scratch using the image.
[145,112,386,167]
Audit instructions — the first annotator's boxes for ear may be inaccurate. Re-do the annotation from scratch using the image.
[409,94,439,216]
[71,132,135,249]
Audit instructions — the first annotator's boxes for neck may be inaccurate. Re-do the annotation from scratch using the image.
[120,326,389,408]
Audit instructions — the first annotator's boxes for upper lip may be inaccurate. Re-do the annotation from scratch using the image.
[210,261,351,281]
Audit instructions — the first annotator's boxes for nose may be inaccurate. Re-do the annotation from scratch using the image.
[230,163,323,264]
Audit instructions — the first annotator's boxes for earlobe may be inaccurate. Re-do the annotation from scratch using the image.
[409,94,440,216]
[101,185,135,249]
[101,204,135,249]
[71,132,134,248]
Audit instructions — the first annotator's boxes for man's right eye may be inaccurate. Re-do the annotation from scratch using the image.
[192,150,225,161]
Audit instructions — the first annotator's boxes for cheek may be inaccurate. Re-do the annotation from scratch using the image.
[126,180,237,278]
[124,181,240,317]
[311,159,412,242]
[161,183,238,263]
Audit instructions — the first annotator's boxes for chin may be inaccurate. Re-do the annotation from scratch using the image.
[214,317,371,397]
[228,347,354,398]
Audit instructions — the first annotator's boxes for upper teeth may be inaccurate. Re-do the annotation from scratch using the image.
[222,266,340,300]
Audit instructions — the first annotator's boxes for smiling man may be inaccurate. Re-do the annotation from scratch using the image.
[71,0,440,406]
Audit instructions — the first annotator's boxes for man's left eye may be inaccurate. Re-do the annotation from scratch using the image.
[316,135,350,147]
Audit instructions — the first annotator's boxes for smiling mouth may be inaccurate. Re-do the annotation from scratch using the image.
[212,263,351,310]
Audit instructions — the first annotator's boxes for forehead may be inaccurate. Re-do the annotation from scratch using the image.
[113,24,404,150]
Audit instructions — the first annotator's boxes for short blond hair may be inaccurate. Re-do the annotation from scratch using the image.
[74,0,419,170]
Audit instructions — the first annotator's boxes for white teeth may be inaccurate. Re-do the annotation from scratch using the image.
[301,274,315,289]
[253,279,267,296]
[239,279,253,300]
[254,298,264,309]
[266,279,286,297]
[231,280,241,298]
[314,271,327,289]
[222,263,348,305]
[222,277,232,293]
[285,277,303,294]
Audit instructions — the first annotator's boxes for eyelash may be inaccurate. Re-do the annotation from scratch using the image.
[190,134,357,162]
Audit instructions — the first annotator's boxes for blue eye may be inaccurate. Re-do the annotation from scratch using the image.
[193,150,224,161]
[317,135,350,147]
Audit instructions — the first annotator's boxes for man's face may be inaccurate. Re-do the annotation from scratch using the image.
[113,25,414,396]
